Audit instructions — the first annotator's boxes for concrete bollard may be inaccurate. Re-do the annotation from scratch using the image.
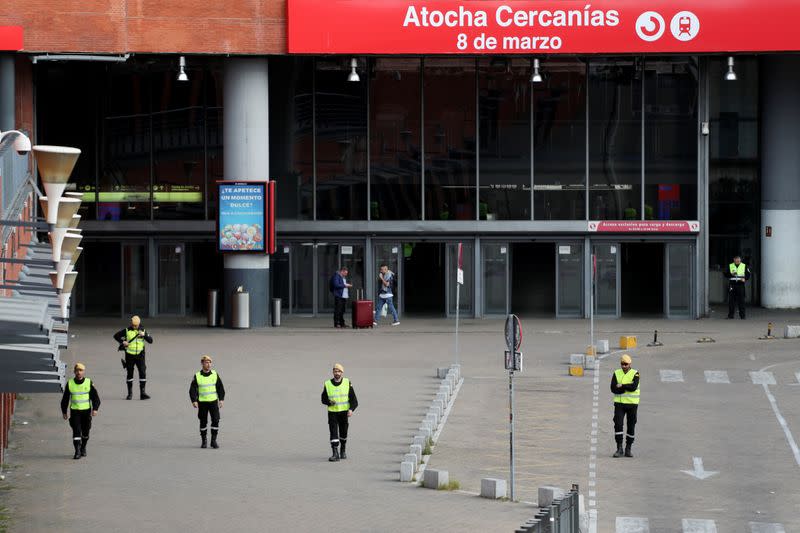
[417,426,431,438]
[436,367,449,378]
[410,444,422,463]
[413,435,427,448]
[429,401,442,417]
[570,353,585,366]
[538,486,566,508]
[597,339,610,353]
[400,461,414,482]
[784,325,800,338]
[584,355,596,369]
[448,373,457,388]
[423,468,449,489]
[404,452,419,468]
[450,364,461,380]
[480,478,507,499]
[426,412,438,428]
[436,392,448,405]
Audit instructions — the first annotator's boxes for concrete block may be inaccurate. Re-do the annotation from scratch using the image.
[404,452,419,468]
[585,345,596,356]
[619,335,637,349]
[417,426,431,438]
[538,486,565,508]
[569,365,584,377]
[570,353,585,366]
[426,412,438,428]
[400,461,414,482]
[413,435,427,448]
[584,355,596,369]
[785,325,800,338]
[410,444,422,463]
[480,478,507,499]
[429,402,442,417]
[597,339,610,353]
[450,364,461,380]
[436,367,449,378]
[436,392,448,405]
[423,468,449,489]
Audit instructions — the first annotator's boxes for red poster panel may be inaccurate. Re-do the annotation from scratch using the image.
[0,27,23,51]
[288,1,800,55]
[588,220,700,233]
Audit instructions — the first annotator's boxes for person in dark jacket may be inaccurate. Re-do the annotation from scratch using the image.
[189,355,225,449]
[610,354,640,458]
[113,315,154,400]
[321,363,358,461]
[329,267,353,328]
[724,255,752,319]
[60,363,101,460]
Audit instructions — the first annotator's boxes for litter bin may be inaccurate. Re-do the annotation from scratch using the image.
[231,289,250,329]
[207,289,219,327]
[271,298,282,326]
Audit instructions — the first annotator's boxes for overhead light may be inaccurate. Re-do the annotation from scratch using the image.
[530,58,543,83]
[725,56,737,81]
[177,56,189,82]
[0,130,31,155]
[347,58,360,82]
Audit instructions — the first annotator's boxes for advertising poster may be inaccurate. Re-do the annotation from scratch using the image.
[217,182,266,252]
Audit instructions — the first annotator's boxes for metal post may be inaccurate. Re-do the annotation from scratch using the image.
[455,283,460,366]
[509,368,515,501]
[590,253,595,356]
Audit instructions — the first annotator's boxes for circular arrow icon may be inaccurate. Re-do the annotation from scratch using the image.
[636,11,665,42]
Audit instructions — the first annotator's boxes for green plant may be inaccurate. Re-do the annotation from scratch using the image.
[0,505,10,533]
[422,442,432,455]
[439,479,460,491]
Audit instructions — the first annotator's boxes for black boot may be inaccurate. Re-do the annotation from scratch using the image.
[625,441,634,458]
[73,441,81,460]
[210,430,219,449]
[328,445,340,462]
[140,384,150,400]
[613,439,624,457]
[340,441,347,460]
[80,437,88,457]
[200,431,207,448]
[126,382,133,400]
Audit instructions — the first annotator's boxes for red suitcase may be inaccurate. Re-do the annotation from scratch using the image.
[352,298,374,329]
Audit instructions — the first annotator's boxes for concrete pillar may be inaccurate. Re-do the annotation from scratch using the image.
[0,54,14,131]
[761,55,800,308]
[223,58,271,327]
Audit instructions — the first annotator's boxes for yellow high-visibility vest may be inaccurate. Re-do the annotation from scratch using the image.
[729,263,746,278]
[614,369,640,405]
[325,378,350,413]
[68,378,92,411]
[196,370,218,402]
[125,328,145,355]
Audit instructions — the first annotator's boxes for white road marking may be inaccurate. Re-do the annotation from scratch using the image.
[750,371,776,385]
[680,457,718,480]
[704,370,730,384]
[682,519,717,533]
[749,523,786,533]
[660,369,684,382]
[761,383,800,468]
[616,516,650,533]
[795,371,800,384]
[588,509,597,533]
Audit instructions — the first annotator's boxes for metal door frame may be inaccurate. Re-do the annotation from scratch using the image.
[371,240,403,318]
[592,241,621,318]
[555,240,585,318]
[480,240,510,316]
[445,241,475,319]
[154,240,186,317]
[665,241,695,319]
[121,240,149,318]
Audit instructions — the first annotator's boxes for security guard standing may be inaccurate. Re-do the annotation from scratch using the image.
[321,363,358,462]
[60,363,101,460]
[610,354,639,458]
[725,255,751,319]
[189,355,225,449]
[113,315,153,400]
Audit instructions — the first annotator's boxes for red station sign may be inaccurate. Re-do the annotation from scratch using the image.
[288,1,800,55]
[0,27,23,51]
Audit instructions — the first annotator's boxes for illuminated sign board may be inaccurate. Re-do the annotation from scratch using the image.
[217,182,267,253]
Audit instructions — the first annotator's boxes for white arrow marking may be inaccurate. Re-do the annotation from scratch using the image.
[682,518,717,533]
[616,516,649,533]
[681,457,718,480]
[660,369,684,382]
[749,523,786,533]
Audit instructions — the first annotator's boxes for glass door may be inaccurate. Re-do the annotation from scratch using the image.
[593,243,620,317]
[666,242,693,318]
[482,242,509,315]
[316,243,339,314]
[446,242,474,317]
[292,243,314,314]
[122,242,148,316]
[157,243,185,315]
[272,243,291,311]
[556,242,584,318]
[374,242,402,316]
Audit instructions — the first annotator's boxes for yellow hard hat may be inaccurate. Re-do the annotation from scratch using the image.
[131,315,141,326]
[620,354,632,364]
[74,362,85,371]
[200,355,213,363]
[333,363,344,372]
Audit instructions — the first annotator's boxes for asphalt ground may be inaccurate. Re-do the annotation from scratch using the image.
[2,308,800,532]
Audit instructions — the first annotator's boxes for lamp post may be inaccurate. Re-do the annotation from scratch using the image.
[39,196,81,264]
[32,145,81,226]
[50,271,78,320]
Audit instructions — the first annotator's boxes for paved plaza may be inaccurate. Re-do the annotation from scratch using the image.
[2,309,800,532]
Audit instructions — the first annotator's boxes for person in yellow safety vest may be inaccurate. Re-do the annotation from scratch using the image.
[113,315,154,400]
[60,363,101,460]
[610,354,640,458]
[189,355,225,449]
[724,255,751,319]
[321,363,359,462]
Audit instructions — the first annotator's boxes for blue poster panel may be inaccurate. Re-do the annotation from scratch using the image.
[217,182,266,252]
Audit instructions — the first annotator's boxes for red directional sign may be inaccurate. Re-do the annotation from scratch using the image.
[0,27,23,51]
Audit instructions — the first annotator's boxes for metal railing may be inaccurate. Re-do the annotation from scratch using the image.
[1,134,31,216]
[516,484,580,533]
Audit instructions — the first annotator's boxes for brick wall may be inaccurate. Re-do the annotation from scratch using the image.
[0,393,17,468]
[0,0,287,54]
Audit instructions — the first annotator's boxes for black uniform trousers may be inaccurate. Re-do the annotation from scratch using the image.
[333,297,347,327]
[328,410,348,447]
[198,400,220,434]
[69,410,92,442]
[728,283,746,318]
[125,353,147,384]
[613,403,638,446]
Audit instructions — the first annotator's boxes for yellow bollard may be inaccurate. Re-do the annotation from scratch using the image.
[619,336,637,349]
[569,365,584,377]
